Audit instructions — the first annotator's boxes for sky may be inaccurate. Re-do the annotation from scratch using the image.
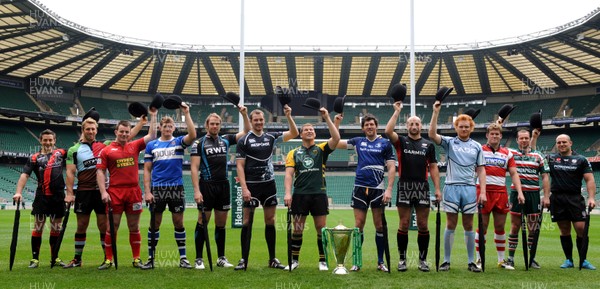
[37,0,599,49]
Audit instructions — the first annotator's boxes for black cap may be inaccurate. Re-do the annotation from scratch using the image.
[150,93,164,110]
[435,86,453,103]
[128,102,148,118]
[276,86,292,106]
[333,95,346,114]
[222,91,240,106]
[498,104,517,119]
[163,95,183,110]
[302,98,321,111]
[530,109,543,130]
[464,108,481,120]
[82,107,100,123]
[389,83,407,102]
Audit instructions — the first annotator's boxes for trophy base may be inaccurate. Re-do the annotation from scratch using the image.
[333,267,349,275]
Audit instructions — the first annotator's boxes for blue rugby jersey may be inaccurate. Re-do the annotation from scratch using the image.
[347,136,395,189]
[440,136,484,186]
[144,136,189,187]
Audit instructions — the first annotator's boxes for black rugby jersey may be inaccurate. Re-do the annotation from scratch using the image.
[190,134,237,181]
[393,136,437,182]
[23,149,67,196]
[236,131,283,183]
[547,152,592,195]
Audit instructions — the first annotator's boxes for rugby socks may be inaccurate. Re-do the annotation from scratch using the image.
[560,235,573,261]
[291,233,303,261]
[100,232,106,259]
[507,233,519,259]
[397,230,408,260]
[215,226,226,257]
[375,231,385,264]
[104,231,114,261]
[443,229,455,263]
[317,234,325,262]
[474,229,486,260]
[74,233,86,261]
[49,230,60,260]
[130,230,141,259]
[195,223,204,259]
[174,227,186,259]
[417,230,430,261]
[265,225,276,260]
[494,230,506,262]
[146,229,160,260]
[240,225,251,259]
[465,230,476,264]
[31,231,42,260]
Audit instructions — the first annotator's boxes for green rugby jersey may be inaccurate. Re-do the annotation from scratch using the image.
[508,148,549,192]
[285,142,333,195]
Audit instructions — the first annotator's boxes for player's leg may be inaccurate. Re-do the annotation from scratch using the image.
[172,211,190,268]
[507,190,522,267]
[415,205,431,270]
[492,210,511,268]
[145,208,163,264]
[370,189,387,271]
[441,185,462,270]
[194,206,210,269]
[397,206,411,269]
[313,212,327,271]
[570,194,594,269]
[213,181,232,267]
[475,189,491,262]
[461,185,478,272]
[262,181,281,268]
[287,195,308,271]
[125,212,142,267]
[29,213,46,268]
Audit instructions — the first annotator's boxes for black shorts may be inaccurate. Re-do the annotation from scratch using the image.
[244,180,278,208]
[550,193,586,222]
[351,186,384,210]
[74,190,106,215]
[32,192,65,217]
[291,194,329,216]
[396,181,431,208]
[152,185,185,214]
[199,180,231,211]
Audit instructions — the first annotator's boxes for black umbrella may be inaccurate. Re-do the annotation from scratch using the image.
[200,204,213,272]
[287,206,292,272]
[149,203,156,269]
[108,203,118,269]
[478,204,485,272]
[579,206,592,270]
[529,208,544,268]
[51,203,71,268]
[382,205,391,274]
[521,207,529,270]
[9,200,21,271]
[435,202,441,272]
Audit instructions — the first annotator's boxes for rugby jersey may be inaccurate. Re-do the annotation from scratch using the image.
[144,136,189,187]
[236,131,283,183]
[347,136,395,189]
[190,134,237,181]
[67,141,106,191]
[393,136,437,182]
[547,152,592,195]
[23,149,66,196]
[476,144,515,192]
[508,148,549,192]
[97,138,146,188]
[286,142,334,195]
[440,136,484,186]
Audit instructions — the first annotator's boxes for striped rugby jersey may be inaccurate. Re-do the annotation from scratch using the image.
[508,148,548,192]
[476,144,515,192]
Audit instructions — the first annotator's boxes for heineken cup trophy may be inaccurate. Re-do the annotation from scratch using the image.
[322,223,361,274]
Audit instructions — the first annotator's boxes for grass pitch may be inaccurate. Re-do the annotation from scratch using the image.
[0,208,597,289]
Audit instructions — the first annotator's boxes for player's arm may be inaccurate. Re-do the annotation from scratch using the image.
[143,162,153,204]
[429,162,442,203]
[190,155,203,204]
[385,101,402,144]
[97,168,110,203]
[129,115,148,141]
[384,160,395,204]
[143,108,158,144]
[65,163,77,204]
[284,166,295,207]
[12,173,30,204]
[282,105,299,141]
[428,101,442,145]
[321,108,340,150]
[508,166,525,204]
[530,128,540,151]
[583,172,596,209]
[235,105,251,140]
[476,165,487,204]
[181,102,197,145]
[236,158,251,202]
[541,172,550,208]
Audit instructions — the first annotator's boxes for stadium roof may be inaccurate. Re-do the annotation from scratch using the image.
[1,0,600,99]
